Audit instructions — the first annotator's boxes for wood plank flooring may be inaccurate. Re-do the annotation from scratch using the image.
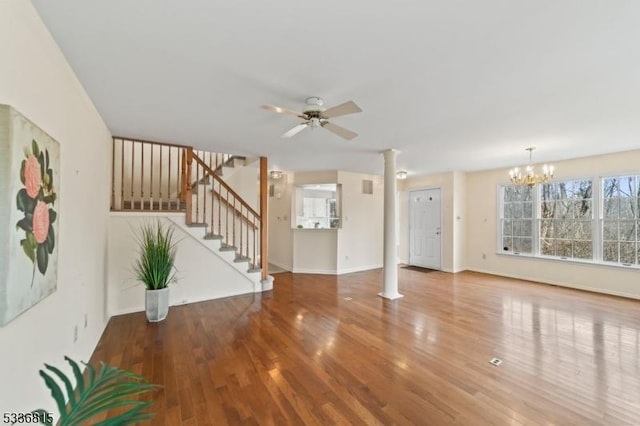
[91,269,640,425]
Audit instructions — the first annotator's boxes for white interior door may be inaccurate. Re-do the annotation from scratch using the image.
[409,188,441,269]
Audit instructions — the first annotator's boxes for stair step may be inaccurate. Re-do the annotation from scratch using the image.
[187,222,208,228]
[213,155,246,176]
[247,265,261,273]
[204,233,223,240]
[219,244,237,252]
[234,256,250,263]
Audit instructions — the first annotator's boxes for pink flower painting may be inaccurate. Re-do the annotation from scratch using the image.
[16,139,57,284]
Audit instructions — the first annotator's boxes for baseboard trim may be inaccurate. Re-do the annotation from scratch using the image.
[467,267,640,300]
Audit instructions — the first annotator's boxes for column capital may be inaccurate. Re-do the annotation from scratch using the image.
[381,148,400,156]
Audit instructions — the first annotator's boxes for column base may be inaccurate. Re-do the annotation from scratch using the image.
[378,292,404,300]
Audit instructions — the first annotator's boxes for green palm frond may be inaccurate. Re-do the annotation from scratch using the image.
[35,356,160,425]
[133,221,177,290]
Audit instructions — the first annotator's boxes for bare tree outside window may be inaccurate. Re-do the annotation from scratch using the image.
[603,176,639,265]
[539,179,593,260]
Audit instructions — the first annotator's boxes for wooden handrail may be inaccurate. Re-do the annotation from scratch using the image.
[112,136,189,150]
[191,154,261,220]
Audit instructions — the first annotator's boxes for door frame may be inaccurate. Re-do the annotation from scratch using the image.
[407,186,443,270]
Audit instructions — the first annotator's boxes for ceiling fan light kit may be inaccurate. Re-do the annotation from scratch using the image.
[261,97,362,140]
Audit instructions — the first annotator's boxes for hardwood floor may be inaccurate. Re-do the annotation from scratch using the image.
[92,269,640,425]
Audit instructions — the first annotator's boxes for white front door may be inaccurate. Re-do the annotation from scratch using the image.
[409,188,441,269]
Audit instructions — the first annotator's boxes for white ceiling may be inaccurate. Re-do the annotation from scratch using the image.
[32,0,640,177]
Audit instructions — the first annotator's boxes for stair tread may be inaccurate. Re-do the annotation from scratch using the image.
[204,233,223,240]
[187,222,208,228]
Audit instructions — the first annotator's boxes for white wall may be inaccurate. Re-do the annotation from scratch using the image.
[107,214,256,316]
[267,170,384,274]
[452,171,467,272]
[222,156,260,212]
[292,229,338,273]
[0,0,112,414]
[267,172,293,270]
[336,171,384,273]
[466,149,640,299]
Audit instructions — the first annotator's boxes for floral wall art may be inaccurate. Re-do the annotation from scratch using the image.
[0,105,59,326]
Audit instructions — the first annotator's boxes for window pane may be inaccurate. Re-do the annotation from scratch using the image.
[504,203,514,218]
[503,237,513,252]
[553,220,572,239]
[603,178,619,198]
[619,221,636,241]
[514,237,532,254]
[500,185,534,254]
[602,175,640,265]
[540,220,553,239]
[603,221,618,240]
[573,200,592,219]
[604,198,619,219]
[513,203,523,219]
[574,221,592,240]
[619,196,636,219]
[503,220,513,236]
[520,220,533,237]
[573,241,593,259]
[620,242,637,264]
[541,201,554,218]
[540,238,554,256]
[603,241,618,262]
[539,179,593,260]
[557,240,572,257]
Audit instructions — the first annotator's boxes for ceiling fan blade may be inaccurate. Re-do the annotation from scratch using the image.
[321,101,362,119]
[261,104,304,117]
[322,122,358,140]
[282,123,309,138]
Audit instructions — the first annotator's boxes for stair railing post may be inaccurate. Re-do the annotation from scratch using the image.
[260,156,268,281]
[184,147,193,225]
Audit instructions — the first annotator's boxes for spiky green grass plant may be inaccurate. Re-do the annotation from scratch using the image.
[133,221,177,290]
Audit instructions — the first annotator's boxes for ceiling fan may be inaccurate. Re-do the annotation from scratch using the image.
[261,97,362,140]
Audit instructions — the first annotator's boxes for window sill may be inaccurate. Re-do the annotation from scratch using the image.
[496,251,640,271]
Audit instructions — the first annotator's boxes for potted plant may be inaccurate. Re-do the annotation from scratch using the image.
[133,221,177,322]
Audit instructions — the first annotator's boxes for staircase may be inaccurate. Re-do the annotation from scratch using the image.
[111,136,272,295]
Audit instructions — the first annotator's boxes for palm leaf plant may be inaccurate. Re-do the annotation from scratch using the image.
[34,356,159,425]
[133,221,177,290]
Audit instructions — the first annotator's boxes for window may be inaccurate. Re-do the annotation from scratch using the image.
[602,176,639,265]
[539,179,593,260]
[498,174,640,269]
[501,185,533,254]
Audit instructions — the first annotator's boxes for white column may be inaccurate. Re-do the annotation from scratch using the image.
[379,149,403,300]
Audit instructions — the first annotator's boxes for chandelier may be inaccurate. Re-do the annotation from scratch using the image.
[509,147,554,187]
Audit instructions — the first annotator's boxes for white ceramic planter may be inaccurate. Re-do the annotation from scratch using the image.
[145,287,169,322]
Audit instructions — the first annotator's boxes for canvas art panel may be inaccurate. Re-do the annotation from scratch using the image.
[0,104,60,326]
